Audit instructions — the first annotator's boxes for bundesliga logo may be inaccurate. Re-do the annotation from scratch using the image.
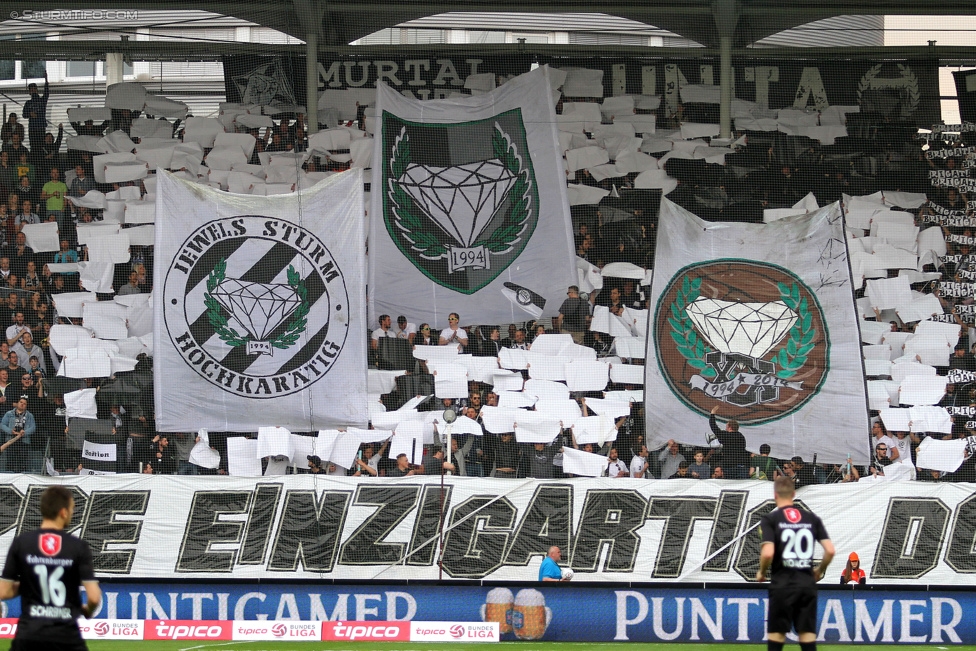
[653,259,830,424]
[163,216,350,398]
[381,109,539,295]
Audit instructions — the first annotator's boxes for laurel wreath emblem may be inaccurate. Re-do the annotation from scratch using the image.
[204,257,310,351]
[667,276,716,379]
[775,282,814,379]
[388,123,531,259]
[857,63,920,116]
[478,124,531,254]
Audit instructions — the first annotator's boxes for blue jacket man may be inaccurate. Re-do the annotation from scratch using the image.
[0,397,35,472]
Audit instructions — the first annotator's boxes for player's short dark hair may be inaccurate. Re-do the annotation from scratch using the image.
[40,485,73,520]
[773,476,795,498]
[759,443,771,454]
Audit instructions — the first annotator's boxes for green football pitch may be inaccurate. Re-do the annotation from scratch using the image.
[78,643,976,651]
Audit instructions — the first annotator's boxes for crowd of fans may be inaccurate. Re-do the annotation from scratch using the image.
[0,74,975,483]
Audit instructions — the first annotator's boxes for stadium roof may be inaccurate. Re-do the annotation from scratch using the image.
[0,0,975,48]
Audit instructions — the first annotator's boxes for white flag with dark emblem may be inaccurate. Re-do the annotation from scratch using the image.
[154,170,367,432]
[369,65,576,326]
[645,199,870,465]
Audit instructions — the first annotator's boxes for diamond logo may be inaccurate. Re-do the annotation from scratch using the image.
[397,160,517,248]
[654,260,830,425]
[211,279,302,341]
[163,216,350,399]
[685,298,798,359]
[381,108,539,294]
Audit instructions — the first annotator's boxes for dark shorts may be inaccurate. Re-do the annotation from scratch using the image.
[767,583,818,634]
[12,639,87,651]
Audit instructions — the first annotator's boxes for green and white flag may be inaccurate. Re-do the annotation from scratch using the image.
[154,170,367,432]
[645,199,870,465]
[369,65,575,325]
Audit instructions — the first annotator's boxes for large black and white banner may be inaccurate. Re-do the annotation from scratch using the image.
[224,55,940,125]
[153,171,368,431]
[368,66,576,325]
[645,199,869,465]
[0,475,973,585]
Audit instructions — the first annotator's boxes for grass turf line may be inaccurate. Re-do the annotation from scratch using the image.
[82,643,976,651]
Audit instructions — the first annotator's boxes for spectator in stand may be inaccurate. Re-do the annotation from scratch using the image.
[38,125,63,170]
[834,452,861,483]
[688,450,710,479]
[629,444,648,478]
[389,452,421,477]
[146,434,177,474]
[474,325,502,357]
[840,552,866,586]
[5,312,29,348]
[39,167,66,223]
[868,442,893,478]
[493,432,519,478]
[0,153,16,196]
[525,442,556,479]
[5,352,25,381]
[118,271,142,296]
[658,438,685,479]
[3,133,29,162]
[23,73,49,151]
[711,466,725,479]
[68,165,95,200]
[393,315,416,344]
[439,313,468,350]
[507,327,529,350]
[750,444,777,480]
[708,405,751,479]
[414,323,435,347]
[605,447,629,477]
[871,420,898,462]
[555,285,590,344]
[671,460,690,478]
[0,115,23,148]
[791,456,817,487]
[370,314,393,351]
[0,397,35,473]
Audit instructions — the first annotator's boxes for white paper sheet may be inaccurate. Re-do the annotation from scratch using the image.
[525,351,566,381]
[58,349,111,378]
[389,421,424,464]
[21,222,59,253]
[432,362,468,399]
[498,348,529,370]
[613,337,647,359]
[226,437,262,477]
[188,431,221,470]
[479,406,518,434]
[512,411,562,444]
[879,408,912,432]
[610,363,645,385]
[573,415,619,446]
[534,398,582,428]
[915,436,968,473]
[867,380,893,410]
[256,426,295,460]
[865,276,912,310]
[907,406,953,434]
[524,379,570,401]
[583,397,631,418]
[562,447,608,477]
[491,371,524,392]
[498,391,537,409]
[564,360,609,391]
[898,375,948,406]
[64,388,98,420]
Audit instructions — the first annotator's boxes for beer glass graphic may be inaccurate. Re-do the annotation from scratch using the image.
[480,587,514,634]
[511,589,552,640]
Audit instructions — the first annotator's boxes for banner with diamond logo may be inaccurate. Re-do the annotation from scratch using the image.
[154,170,367,432]
[369,65,576,325]
[645,199,870,465]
